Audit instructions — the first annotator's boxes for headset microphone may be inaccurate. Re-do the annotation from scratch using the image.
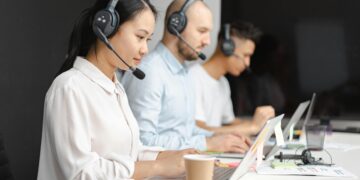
[93,25,145,80]
[170,26,207,60]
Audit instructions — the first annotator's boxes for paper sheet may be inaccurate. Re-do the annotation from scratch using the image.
[256,141,264,167]
[274,120,285,146]
[256,162,357,178]
[289,124,295,141]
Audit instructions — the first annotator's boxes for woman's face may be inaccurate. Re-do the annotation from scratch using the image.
[108,8,155,70]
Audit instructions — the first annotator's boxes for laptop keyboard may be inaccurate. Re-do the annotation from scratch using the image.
[149,167,235,180]
[213,167,236,180]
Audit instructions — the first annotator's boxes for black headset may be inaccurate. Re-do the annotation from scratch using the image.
[92,0,120,38]
[91,0,146,79]
[220,23,235,56]
[167,0,195,35]
[275,150,333,166]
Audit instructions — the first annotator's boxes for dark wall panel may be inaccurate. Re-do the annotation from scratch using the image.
[0,0,94,179]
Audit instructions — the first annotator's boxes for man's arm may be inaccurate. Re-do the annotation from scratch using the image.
[196,120,256,135]
[196,106,275,135]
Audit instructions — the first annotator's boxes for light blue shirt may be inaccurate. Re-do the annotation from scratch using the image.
[121,43,213,151]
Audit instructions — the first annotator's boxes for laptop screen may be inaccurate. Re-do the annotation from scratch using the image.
[301,93,317,131]
[229,114,284,180]
[283,100,310,140]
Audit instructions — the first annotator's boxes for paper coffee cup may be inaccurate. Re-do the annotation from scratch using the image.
[184,154,215,180]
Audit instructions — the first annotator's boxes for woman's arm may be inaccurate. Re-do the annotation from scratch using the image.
[133,149,198,179]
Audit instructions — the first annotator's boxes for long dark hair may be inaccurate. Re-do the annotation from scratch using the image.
[57,0,157,76]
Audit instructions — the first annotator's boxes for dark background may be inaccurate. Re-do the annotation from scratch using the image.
[0,0,359,179]
[0,0,93,179]
[223,0,360,120]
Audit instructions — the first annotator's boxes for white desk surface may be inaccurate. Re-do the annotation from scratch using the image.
[221,132,360,180]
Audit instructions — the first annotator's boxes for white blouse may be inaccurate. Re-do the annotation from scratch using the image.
[37,57,162,180]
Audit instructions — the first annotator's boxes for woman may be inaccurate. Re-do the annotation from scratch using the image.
[37,0,196,179]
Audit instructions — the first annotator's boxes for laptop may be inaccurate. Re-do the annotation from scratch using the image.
[299,93,317,143]
[215,100,311,160]
[213,114,284,180]
[266,93,316,160]
[264,100,310,160]
[301,93,317,132]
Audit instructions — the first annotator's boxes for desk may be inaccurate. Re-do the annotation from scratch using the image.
[221,132,360,180]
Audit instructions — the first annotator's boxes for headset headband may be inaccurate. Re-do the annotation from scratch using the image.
[180,0,194,13]
[224,23,231,41]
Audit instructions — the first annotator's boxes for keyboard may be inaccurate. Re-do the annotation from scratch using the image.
[213,166,236,180]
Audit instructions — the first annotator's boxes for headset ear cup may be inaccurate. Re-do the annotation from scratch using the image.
[93,9,118,37]
[93,10,112,37]
[167,12,187,35]
[112,10,120,35]
[221,23,236,56]
[221,39,235,56]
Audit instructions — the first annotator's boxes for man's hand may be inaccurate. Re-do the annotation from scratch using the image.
[206,133,251,153]
[251,106,275,133]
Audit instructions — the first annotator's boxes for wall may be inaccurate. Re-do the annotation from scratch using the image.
[222,0,360,118]
[0,0,95,179]
[0,0,220,179]
[148,0,221,62]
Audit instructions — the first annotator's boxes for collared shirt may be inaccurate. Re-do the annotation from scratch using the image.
[38,57,161,180]
[121,43,213,151]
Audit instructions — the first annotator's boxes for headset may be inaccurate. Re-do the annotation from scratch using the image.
[275,149,333,166]
[92,0,145,79]
[166,0,206,60]
[220,23,251,73]
[92,0,120,38]
[220,23,235,56]
[167,0,194,35]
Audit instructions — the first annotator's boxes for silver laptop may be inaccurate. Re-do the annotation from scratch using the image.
[298,93,317,144]
[264,100,310,160]
[215,100,311,160]
[265,93,316,160]
[301,93,317,132]
[213,114,284,180]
